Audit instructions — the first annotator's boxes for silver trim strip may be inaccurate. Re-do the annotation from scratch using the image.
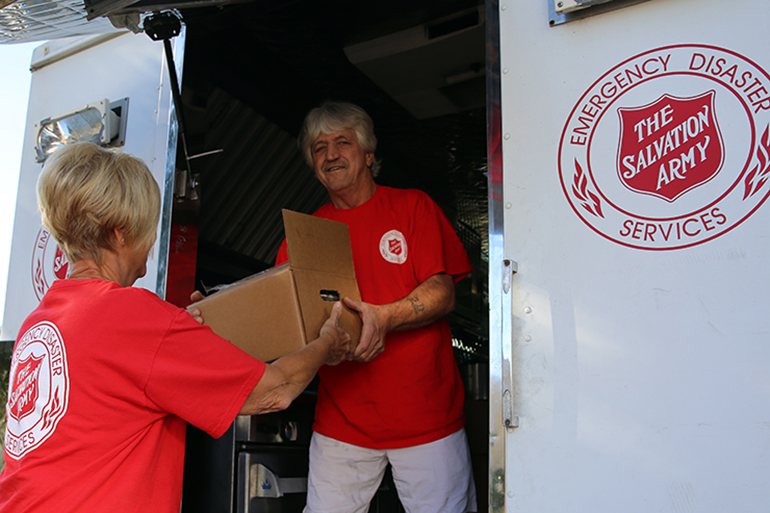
[485,0,506,510]
[155,25,185,300]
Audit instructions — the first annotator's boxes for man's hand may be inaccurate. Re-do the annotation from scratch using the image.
[343,273,456,363]
[344,297,388,362]
[318,302,354,365]
[186,290,205,324]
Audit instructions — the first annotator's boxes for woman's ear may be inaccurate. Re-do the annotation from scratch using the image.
[113,228,126,246]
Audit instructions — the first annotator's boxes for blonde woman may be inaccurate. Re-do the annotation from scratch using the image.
[0,142,352,513]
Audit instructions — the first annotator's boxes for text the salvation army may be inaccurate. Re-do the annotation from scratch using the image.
[621,103,713,191]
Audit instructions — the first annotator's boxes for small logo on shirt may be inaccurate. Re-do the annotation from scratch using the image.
[32,227,69,301]
[5,321,70,459]
[379,230,408,264]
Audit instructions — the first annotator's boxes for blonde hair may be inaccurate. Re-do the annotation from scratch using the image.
[36,142,161,265]
[299,101,381,177]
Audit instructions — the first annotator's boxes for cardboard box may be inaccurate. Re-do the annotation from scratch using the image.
[189,209,362,362]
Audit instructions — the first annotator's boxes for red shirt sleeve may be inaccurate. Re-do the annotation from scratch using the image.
[145,311,265,438]
[407,190,472,285]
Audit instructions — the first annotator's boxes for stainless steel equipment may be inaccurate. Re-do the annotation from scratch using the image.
[182,392,315,513]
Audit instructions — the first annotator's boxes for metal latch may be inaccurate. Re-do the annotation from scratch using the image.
[502,258,519,429]
[554,0,616,15]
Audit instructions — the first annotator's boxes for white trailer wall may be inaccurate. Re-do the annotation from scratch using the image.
[1,31,181,341]
[495,0,770,510]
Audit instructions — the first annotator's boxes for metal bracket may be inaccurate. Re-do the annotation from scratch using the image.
[173,168,199,201]
[549,0,652,26]
[501,259,520,429]
[502,258,517,293]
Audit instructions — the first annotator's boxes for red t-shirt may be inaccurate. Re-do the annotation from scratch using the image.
[0,279,265,513]
[276,186,472,449]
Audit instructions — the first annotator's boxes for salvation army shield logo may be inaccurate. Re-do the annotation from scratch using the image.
[617,91,724,202]
[8,354,44,421]
[559,44,770,250]
[379,229,408,264]
[5,321,70,459]
[32,227,69,301]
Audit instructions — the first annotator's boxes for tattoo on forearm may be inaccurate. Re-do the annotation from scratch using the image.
[407,296,425,315]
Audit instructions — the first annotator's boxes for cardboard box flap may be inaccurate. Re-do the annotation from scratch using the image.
[283,209,356,277]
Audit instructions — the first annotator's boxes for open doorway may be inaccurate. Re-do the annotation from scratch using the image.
[177,1,490,510]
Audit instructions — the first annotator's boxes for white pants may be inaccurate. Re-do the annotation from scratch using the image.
[304,429,477,513]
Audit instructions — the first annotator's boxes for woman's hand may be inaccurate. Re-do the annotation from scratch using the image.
[239,302,353,415]
[186,290,206,324]
[318,302,354,366]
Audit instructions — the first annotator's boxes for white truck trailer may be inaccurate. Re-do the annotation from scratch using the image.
[1,0,768,511]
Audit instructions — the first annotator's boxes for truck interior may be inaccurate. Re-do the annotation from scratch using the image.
[169,0,491,510]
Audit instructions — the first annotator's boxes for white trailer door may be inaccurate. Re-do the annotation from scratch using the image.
[494,0,770,510]
[1,30,183,341]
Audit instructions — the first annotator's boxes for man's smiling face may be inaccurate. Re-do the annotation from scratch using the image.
[311,128,374,194]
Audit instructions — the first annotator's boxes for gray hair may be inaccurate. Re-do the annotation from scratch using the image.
[299,101,381,177]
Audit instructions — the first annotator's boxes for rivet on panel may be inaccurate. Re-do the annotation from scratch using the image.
[524,335,532,342]
[505,202,512,209]
[504,133,511,140]
[503,68,509,74]
[524,306,532,314]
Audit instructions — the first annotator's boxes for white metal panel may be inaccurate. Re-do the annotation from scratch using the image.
[498,0,770,510]
[1,30,181,341]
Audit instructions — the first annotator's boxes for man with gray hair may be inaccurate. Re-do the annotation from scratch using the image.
[276,101,477,512]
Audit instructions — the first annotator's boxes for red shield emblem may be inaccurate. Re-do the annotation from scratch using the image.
[53,246,69,280]
[617,91,724,202]
[9,354,44,421]
[388,238,402,256]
